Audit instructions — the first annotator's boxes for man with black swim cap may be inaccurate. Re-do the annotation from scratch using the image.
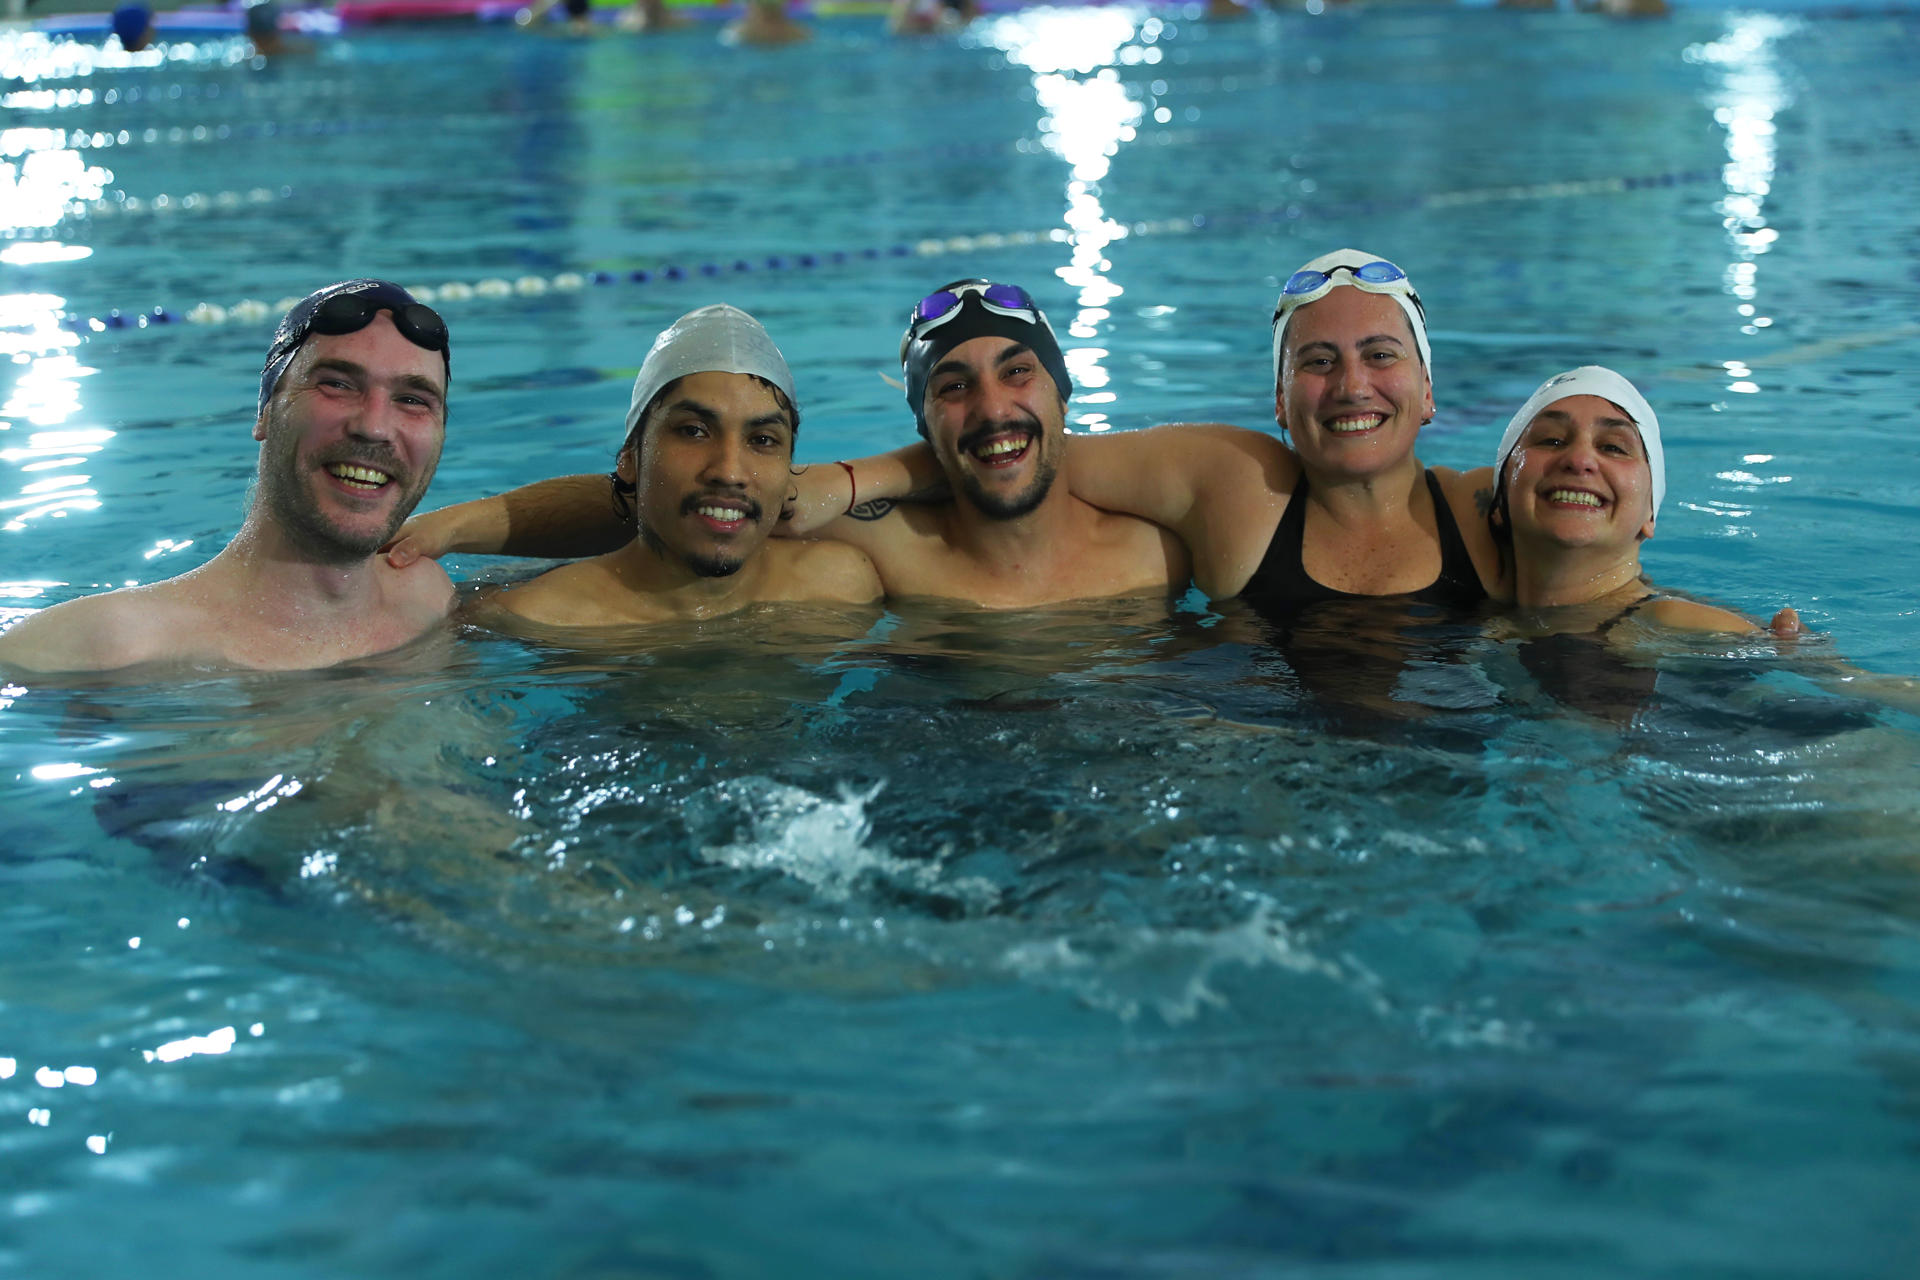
[0,279,456,672]
[802,278,1185,605]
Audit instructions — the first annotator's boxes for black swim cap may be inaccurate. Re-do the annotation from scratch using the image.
[900,280,1071,438]
[257,279,449,420]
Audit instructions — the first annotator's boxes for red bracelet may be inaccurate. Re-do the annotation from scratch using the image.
[837,460,857,510]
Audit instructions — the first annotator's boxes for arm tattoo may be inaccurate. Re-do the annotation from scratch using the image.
[1473,486,1494,519]
[847,498,897,522]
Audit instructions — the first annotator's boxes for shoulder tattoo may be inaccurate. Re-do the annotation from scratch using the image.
[847,498,897,522]
[1473,486,1494,519]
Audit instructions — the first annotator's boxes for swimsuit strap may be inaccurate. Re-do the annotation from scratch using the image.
[1595,593,1658,638]
[1239,469,1489,613]
[1421,469,1486,604]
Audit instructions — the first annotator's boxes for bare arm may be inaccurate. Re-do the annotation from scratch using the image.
[1063,423,1297,598]
[1731,608,1920,715]
[781,444,947,536]
[387,474,627,565]
[1642,596,1767,634]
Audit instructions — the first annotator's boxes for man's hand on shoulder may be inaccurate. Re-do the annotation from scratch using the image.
[383,505,468,568]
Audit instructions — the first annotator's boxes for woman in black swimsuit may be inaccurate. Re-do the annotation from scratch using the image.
[1491,368,1920,729]
[1039,248,1506,619]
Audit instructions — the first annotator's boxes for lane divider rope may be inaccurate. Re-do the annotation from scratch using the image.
[39,161,1779,334]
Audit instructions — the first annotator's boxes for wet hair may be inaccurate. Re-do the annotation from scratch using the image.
[608,373,800,522]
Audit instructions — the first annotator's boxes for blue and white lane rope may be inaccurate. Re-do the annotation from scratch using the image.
[47,162,1757,334]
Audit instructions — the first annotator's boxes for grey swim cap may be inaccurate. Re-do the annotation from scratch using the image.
[624,305,798,440]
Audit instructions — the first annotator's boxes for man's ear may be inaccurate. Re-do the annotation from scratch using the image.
[253,410,269,443]
[616,440,639,485]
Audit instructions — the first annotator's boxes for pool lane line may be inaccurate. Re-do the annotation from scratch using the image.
[1657,324,1920,381]
[25,112,1830,239]
[40,158,1793,335]
[27,132,1158,233]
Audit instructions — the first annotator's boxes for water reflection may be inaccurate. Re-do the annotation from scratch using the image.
[1689,15,1796,371]
[979,8,1148,432]
[1,340,102,530]
[2,144,113,232]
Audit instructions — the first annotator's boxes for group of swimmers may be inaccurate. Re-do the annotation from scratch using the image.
[0,248,1802,678]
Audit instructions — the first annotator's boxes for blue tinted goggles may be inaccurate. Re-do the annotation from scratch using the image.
[907,281,1053,343]
[1273,259,1423,325]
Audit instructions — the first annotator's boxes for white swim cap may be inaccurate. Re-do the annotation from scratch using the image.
[1272,248,1432,383]
[1495,366,1665,519]
[625,304,798,440]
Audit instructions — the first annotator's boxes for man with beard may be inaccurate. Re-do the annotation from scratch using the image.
[0,280,455,672]
[388,282,1185,609]
[818,279,1187,606]
[483,304,879,626]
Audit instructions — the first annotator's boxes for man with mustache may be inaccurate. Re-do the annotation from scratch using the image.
[482,304,880,626]
[392,282,1185,609]
[0,279,456,673]
[799,279,1187,606]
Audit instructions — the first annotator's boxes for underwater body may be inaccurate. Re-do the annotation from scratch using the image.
[5,7,1920,1275]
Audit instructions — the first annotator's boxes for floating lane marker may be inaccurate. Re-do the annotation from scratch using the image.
[1659,324,1920,381]
[43,159,1783,335]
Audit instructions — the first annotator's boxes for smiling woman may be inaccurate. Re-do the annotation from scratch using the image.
[1491,365,1760,634]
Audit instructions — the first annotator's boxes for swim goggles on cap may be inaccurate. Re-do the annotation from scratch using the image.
[302,292,449,354]
[1272,260,1425,325]
[906,281,1055,343]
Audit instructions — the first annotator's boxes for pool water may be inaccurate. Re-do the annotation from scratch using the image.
[4,8,1920,1276]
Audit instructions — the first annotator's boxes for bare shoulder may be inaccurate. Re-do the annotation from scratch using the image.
[492,559,621,626]
[1640,596,1759,634]
[1088,501,1192,586]
[0,583,196,673]
[774,538,883,603]
[382,554,455,621]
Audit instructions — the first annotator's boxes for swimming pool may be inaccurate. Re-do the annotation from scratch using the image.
[4,7,1919,1275]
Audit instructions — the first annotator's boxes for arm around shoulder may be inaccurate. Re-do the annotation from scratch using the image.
[387,473,628,566]
[1642,596,1762,634]
[1065,422,1294,532]
[782,443,945,537]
